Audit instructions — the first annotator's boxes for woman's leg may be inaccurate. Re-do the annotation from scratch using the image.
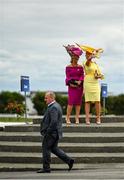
[95,101,101,124]
[66,105,73,124]
[85,102,90,124]
[75,105,81,124]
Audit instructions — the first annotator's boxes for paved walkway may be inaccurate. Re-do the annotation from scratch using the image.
[0,164,124,179]
[0,122,32,128]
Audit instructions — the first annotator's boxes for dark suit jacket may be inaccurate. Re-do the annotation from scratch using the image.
[40,101,63,139]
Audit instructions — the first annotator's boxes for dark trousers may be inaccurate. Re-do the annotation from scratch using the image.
[42,133,71,170]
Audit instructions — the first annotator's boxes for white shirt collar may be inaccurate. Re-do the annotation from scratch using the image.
[48,100,55,107]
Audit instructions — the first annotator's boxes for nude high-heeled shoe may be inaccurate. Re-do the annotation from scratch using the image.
[66,117,71,126]
[85,119,90,125]
[75,118,79,124]
[96,118,101,125]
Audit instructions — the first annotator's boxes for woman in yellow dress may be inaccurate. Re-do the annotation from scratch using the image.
[77,44,104,125]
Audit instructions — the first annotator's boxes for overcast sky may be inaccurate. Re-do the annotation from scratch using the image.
[0,0,124,95]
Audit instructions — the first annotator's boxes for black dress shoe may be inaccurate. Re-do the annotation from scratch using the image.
[37,169,51,173]
[68,159,74,171]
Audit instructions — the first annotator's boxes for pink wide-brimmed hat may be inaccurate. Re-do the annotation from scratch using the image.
[63,44,83,57]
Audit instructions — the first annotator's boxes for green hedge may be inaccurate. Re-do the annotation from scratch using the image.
[0,91,124,115]
[0,117,32,122]
[32,92,85,115]
[105,94,124,115]
[32,92,124,115]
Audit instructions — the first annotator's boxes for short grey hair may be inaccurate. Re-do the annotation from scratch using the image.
[45,91,56,99]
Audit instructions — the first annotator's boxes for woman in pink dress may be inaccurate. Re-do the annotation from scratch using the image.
[64,45,84,125]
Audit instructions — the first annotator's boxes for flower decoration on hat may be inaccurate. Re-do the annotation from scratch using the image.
[63,44,83,57]
[76,43,103,59]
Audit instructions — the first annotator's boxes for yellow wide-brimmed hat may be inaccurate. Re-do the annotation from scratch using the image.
[76,43,103,58]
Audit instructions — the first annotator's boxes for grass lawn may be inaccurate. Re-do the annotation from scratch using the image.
[0,117,33,122]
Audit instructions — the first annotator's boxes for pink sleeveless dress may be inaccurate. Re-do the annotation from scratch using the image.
[65,66,84,105]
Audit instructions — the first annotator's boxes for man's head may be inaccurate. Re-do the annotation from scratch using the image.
[44,91,56,105]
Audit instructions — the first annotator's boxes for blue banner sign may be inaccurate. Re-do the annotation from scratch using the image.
[101,83,107,97]
[21,76,30,92]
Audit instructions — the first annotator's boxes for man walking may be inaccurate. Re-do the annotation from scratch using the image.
[37,91,74,173]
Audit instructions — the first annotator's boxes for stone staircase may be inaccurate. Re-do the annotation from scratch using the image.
[0,116,124,171]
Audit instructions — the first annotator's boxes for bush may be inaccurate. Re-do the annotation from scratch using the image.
[32,92,68,115]
[55,93,68,115]
[113,94,124,115]
[32,92,46,115]
[0,91,25,114]
[5,102,25,116]
[32,91,85,115]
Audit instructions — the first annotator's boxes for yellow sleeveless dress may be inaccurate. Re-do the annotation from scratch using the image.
[83,61,103,102]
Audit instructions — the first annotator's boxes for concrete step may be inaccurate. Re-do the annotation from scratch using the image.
[0,118,124,170]
[1,163,124,172]
[33,116,124,124]
[0,126,3,131]
[0,132,124,143]
[1,152,124,164]
[1,141,124,153]
[3,123,124,133]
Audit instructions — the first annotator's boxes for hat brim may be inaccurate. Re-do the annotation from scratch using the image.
[76,44,95,53]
